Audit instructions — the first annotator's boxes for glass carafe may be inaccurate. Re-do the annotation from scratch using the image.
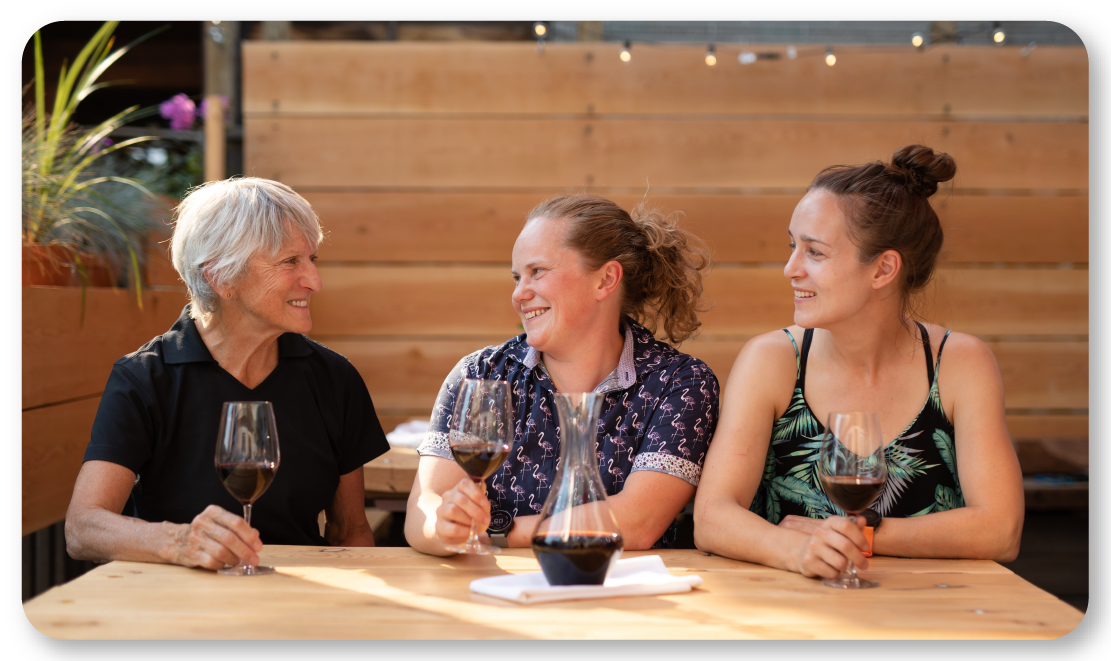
[531,392,624,585]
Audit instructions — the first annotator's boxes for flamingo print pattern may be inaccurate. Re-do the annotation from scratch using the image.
[416,319,719,548]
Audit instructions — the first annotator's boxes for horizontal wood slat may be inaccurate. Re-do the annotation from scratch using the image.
[245,118,1087,191]
[243,43,1087,118]
[23,398,99,536]
[323,337,1087,415]
[310,265,1087,337]
[309,192,1088,264]
[22,288,190,410]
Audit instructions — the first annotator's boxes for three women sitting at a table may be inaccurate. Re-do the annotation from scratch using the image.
[405,194,720,553]
[65,143,1024,576]
[65,179,391,570]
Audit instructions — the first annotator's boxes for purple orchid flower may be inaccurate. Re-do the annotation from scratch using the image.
[159,93,197,131]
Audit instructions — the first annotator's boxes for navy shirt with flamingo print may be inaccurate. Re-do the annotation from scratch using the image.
[417,318,719,548]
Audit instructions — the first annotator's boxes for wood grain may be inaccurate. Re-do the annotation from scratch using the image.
[245,118,1087,191]
[309,265,1087,338]
[23,398,99,536]
[363,448,419,496]
[243,43,1087,117]
[23,547,1083,639]
[309,191,1088,264]
[22,287,189,410]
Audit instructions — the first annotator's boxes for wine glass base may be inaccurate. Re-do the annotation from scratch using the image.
[443,541,500,556]
[218,564,276,576]
[822,575,879,589]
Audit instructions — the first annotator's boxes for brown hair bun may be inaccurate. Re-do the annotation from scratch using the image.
[889,144,957,197]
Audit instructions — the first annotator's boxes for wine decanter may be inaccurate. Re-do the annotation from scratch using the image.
[531,392,624,585]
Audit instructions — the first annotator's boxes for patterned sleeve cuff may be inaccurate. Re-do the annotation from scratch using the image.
[416,431,453,460]
[631,452,701,487]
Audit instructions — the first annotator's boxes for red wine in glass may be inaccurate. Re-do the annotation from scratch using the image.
[217,462,277,504]
[451,444,510,483]
[818,412,887,589]
[214,401,280,576]
[444,379,513,556]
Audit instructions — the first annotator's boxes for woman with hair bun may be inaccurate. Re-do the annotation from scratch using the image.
[406,194,720,554]
[694,145,1024,579]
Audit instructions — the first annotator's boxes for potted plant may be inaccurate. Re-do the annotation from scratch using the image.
[22,21,168,308]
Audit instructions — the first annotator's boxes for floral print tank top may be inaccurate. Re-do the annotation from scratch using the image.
[750,322,966,523]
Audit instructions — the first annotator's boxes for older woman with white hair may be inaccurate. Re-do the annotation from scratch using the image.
[65,178,389,571]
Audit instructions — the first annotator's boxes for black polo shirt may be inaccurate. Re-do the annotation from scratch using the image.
[84,305,390,546]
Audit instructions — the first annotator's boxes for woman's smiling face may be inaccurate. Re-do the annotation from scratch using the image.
[784,189,879,329]
[230,229,322,336]
[511,217,608,354]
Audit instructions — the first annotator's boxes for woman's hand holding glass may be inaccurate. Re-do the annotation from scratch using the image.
[784,514,870,580]
[434,478,493,548]
[168,504,264,570]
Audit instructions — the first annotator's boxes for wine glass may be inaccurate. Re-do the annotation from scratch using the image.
[214,401,281,576]
[444,379,513,555]
[817,412,887,589]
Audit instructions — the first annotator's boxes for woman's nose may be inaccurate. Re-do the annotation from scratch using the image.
[304,261,323,293]
[783,249,803,281]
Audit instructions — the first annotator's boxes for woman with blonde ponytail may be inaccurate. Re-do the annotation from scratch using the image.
[406,194,720,555]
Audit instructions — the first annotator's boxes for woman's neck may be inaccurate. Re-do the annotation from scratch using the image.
[816,304,920,382]
[195,307,283,389]
[540,318,626,394]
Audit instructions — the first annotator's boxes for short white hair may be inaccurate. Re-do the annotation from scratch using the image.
[170,178,323,319]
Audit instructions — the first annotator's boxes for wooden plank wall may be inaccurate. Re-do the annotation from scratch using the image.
[22,288,188,535]
[242,42,1087,465]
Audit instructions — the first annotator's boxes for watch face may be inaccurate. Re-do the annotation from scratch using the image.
[488,509,513,534]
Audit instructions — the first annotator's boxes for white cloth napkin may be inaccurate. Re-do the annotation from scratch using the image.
[386,419,430,449]
[469,554,703,604]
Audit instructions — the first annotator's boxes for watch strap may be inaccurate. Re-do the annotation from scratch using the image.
[862,526,874,557]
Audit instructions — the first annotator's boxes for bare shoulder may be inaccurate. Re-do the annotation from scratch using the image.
[736,327,800,372]
[721,328,800,412]
[927,326,1003,405]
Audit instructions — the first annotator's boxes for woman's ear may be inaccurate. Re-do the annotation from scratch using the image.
[871,249,902,290]
[596,260,624,301]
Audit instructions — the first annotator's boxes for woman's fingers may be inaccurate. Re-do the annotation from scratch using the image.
[447,480,492,528]
[814,519,870,571]
[203,505,264,552]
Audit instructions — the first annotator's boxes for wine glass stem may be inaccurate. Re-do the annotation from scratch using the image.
[467,478,483,545]
[239,503,254,570]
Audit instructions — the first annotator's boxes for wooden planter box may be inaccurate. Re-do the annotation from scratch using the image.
[22,285,188,536]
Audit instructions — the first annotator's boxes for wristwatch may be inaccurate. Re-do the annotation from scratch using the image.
[861,509,881,558]
[486,509,514,548]
[861,508,882,530]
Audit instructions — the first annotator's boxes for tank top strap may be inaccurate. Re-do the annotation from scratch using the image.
[933,330,953,387]
[799,328,815,389]
[915,321,935,387]
[781,328,801,379]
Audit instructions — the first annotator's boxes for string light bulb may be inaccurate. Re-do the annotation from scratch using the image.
[992,24,1006,44]
[911,32,924,48]
[825,48,836,67]
[739,51,757,65]
[704,44,717,67]
[620,40,632,63]
[786,45,797,60]
[533,22,547,38]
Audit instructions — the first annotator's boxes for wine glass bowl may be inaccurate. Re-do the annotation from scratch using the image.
[214,401,280,576]
[817,411,886,589]
[444,379,513,555]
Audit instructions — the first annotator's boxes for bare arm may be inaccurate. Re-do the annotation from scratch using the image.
[693,332,871,578]
[871,331,1024,561]
[323,467,375,547]
[65,460,263,570]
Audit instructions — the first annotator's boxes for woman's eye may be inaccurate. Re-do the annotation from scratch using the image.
[787,242,796,250]
[808,249,823,258]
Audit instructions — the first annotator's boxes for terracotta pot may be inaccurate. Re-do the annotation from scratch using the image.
[22,244,115,287]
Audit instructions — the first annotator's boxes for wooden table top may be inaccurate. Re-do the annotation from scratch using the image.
[23,546,1082,640]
